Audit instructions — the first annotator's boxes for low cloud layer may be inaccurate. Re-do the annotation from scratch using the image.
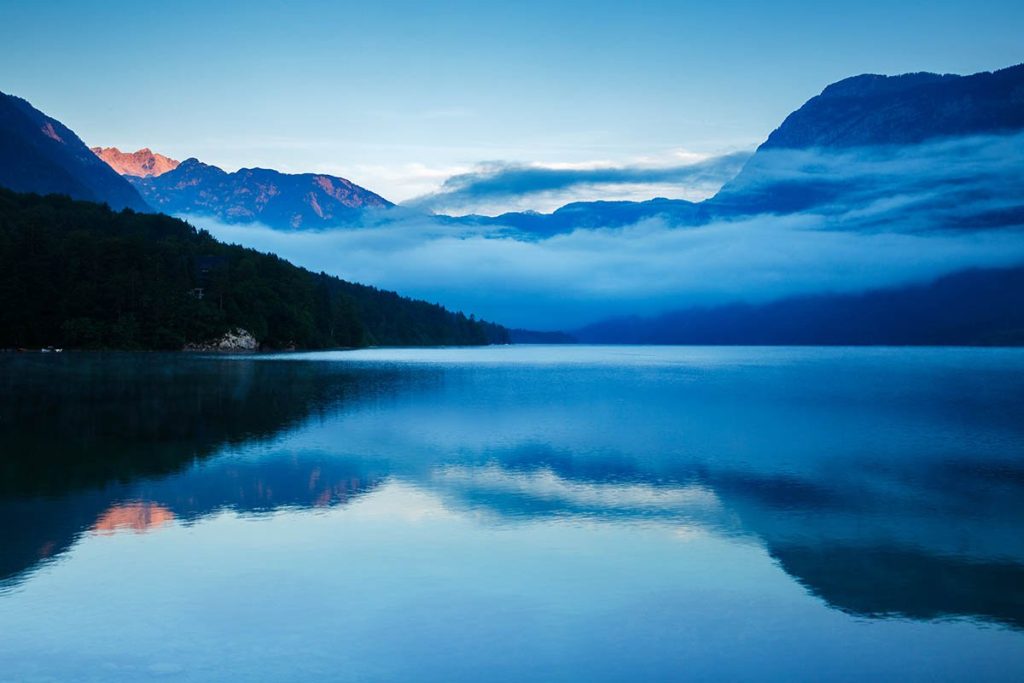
[406,152,752,215]
[198,215,1024,330]
[192,133,1024,331]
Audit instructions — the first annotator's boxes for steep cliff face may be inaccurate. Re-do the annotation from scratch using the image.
[91,146,180,177]
[0,92,151,211]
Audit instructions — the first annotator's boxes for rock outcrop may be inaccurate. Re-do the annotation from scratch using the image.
[183,328,259,352]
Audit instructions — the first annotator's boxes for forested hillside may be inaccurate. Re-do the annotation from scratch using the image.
[0,189,507,350]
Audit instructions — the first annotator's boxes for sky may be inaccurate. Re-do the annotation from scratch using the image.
[2,0,1022,205]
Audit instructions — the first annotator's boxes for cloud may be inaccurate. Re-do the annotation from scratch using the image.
[405,151,753,215]
[197,216,1024,331]
[191,132,1024,331]
[718,133,1024,225]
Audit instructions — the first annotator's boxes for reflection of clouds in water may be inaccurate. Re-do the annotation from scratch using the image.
[340,480,463,523]
[434,464,720,512]
[427,464,729,535]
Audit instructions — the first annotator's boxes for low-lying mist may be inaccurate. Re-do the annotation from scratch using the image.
[190,133,1024,331]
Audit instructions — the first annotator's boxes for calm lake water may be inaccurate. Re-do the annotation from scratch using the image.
[1,346,1023,682]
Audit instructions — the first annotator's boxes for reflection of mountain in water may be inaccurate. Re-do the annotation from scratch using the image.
[0,453,387,589]
[426,448,1024,629]
[93,502,176,534]
[3,351,1023,630]
[772,545,1024,628]
[714,461,1024,629]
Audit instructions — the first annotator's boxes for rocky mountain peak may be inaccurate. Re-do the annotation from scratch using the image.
[91,146,180,177]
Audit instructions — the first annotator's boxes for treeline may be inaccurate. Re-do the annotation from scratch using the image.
[0,189,509,349]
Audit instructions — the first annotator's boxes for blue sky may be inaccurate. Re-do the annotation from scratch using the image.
[2,0,1021,205]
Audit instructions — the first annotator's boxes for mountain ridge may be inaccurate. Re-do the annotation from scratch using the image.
[126,157,393,229]
[0,92,151,211]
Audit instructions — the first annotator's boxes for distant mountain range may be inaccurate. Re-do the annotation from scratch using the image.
[123,158,392,229]
[91,146,180,177]
[0,92,150,211]
[2,92,393,229]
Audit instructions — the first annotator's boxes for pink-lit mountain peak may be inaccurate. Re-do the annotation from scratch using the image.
[91,146,180,178]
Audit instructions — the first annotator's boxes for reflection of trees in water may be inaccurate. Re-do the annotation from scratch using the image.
[0,353,415,496]
[0,354,411,588]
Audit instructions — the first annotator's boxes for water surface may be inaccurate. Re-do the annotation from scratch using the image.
[1,346,1023,681]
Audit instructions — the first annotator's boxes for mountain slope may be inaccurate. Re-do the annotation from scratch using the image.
[128,158,393,229]
[0,92,150,211]
[0,188,507,350]
[758,64,1024,150]
[91,146,180,177]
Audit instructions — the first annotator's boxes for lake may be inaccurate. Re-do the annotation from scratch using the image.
[1,346,1023,682]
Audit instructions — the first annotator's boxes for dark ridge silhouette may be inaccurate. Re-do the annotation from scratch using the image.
[575,265,1024,346]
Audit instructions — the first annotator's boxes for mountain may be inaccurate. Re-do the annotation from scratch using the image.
[126,158,393,229]
[0,188,508,350]
[575,265,1024,346]
[91,146,179,177]
[485,63,1024,235]
[709,62,1024,216]
[757,65,1024,150]
[0,92,150,211]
